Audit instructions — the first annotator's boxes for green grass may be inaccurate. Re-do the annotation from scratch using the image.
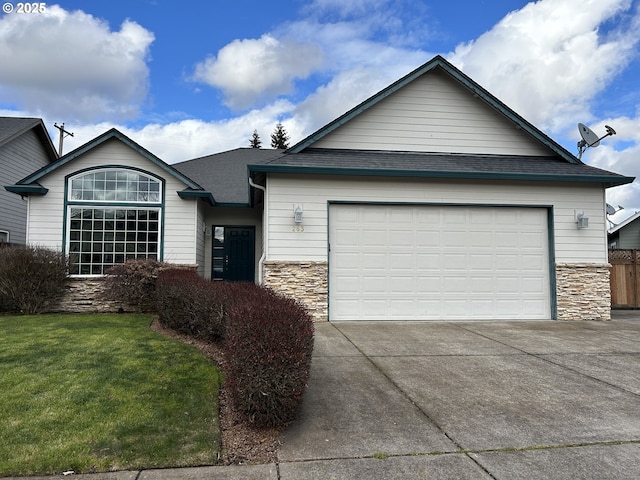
[0,314,221,476]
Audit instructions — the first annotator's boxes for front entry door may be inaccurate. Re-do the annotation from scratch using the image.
[212,226,255,282]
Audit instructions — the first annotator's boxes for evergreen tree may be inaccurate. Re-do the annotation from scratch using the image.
[270,122,290,149]
[249,129,262,148]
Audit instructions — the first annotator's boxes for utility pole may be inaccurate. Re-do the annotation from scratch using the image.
[53,123,74,155]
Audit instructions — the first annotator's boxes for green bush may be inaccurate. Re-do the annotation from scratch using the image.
[224,287,314,427]
[0,245,68,314]
[102,259,172,312]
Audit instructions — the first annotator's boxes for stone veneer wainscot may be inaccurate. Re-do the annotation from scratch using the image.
[264,261,612,322]
[556,263,611,321]
[263,260,328,322]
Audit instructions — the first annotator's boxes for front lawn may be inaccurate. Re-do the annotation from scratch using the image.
[0,314,221,476]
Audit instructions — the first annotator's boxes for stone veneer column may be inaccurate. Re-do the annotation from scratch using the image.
[555,263,611,321]
[263,261,328,322]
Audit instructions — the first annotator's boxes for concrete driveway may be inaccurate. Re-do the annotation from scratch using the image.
[278,314,640,479]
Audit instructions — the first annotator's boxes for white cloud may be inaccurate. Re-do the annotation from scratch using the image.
[192,0,432,112]
[448,0,640,132]
[0,5,154,122]
[52,99,299,163]
[583,114,640,217]
[192,34,324,110]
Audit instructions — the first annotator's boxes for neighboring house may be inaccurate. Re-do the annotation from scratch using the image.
[608,211,640,249]
[6,56,634,321]
[0,117,58,244]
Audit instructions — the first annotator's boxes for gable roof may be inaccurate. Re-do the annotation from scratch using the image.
[249,55,634,188]
[608,211,640,235]
[173,148,285,206]
[0,116,58,161]
[7,128,215,204]
[287,55,578,163]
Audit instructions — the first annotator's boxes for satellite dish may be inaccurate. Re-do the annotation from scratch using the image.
[578,123,601,147]
[577,123,616,159]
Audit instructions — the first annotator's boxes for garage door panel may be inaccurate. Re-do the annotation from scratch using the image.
[468,231,493,246]
[443,209,466,223]
[335,252,361,268]
[361,299,389,316]
[495,231,519,247]
[469,276,494,292]
[389,230,415,245]
[521,277,546,293]
[416,253,441,268]
[389,252,415,268]
[389,209,414,223]
[521,231,545,248]
[468,253,494,270]
[446,254,467,270]
[333,228,360,245]
[521,254,545,270]
[330,204,550,321]
[389,277,416,292]
[335,276,361,294]
[361,230,386,246]
[361,276,387,293]
[496,277,521,292]
[417,276,442,290]
[496,253,519,269]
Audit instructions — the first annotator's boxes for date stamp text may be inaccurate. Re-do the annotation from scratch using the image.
[3,2,47,14]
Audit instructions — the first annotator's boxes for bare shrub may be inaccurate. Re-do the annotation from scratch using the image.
[102,259,173,312]
[0,245,68,314]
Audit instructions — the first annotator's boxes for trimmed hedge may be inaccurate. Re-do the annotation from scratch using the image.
[224,287,314,427]
[0,245,68,314]
[102,259,172,312]
[155,269,227,341]
[150,267,315,427]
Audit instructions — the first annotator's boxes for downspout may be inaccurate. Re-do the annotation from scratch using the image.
[248,177,267,284]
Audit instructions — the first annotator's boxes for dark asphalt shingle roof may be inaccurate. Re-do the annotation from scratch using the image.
[0,117,40,145]
[0,117,58,161]
[249,148,633,187]
[173,147,632,206]
[173,148,285,205]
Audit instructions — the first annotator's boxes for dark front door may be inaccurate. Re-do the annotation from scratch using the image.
[212,226,255,282]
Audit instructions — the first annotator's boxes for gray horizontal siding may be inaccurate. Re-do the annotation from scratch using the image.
[0,130,51,244]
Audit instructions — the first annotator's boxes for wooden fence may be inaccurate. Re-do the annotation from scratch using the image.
[609,249,640,308]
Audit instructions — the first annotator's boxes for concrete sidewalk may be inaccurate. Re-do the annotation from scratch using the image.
[5,311,640,479]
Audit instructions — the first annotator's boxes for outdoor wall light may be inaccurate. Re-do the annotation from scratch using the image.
[576,211,589,229]
[294,205,303,224]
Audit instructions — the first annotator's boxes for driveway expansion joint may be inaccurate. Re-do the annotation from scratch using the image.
[454,324,640,397]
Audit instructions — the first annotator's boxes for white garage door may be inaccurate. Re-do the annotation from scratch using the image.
[329,204,550,321]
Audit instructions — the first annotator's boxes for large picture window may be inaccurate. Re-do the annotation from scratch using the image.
[67,168,162,276]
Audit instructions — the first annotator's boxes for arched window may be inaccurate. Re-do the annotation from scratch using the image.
[66,168,163,276]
